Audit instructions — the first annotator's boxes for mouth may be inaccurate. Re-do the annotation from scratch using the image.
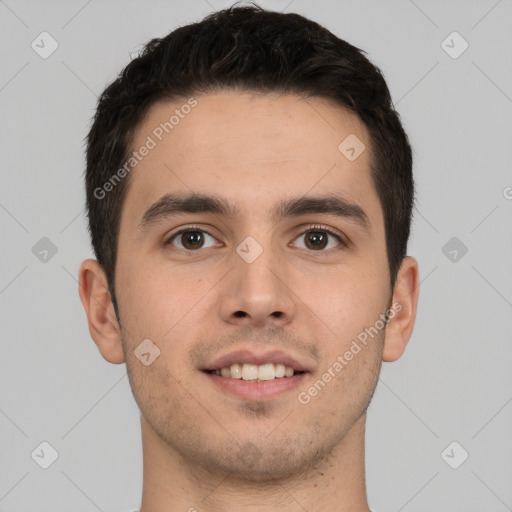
[201,350,311,400]
[204,362,306,382]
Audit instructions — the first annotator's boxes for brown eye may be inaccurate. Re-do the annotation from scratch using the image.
[166,229,218,251]
[180,231,204,250]
[305,231,328,250]
[293,226,345,251]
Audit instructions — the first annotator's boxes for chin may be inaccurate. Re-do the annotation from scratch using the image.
[188,435,336,484]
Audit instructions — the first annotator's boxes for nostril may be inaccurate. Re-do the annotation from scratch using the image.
[234,311,247,318]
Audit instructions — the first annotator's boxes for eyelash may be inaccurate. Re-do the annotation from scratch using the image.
[164,224,348,252]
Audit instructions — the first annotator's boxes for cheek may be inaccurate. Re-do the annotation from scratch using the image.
[117,257,217,343]
[125,354,187,433]
[309,265,388,338]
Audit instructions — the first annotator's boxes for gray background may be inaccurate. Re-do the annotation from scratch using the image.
[1,0,511,511]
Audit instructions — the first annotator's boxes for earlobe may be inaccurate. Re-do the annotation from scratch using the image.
[78,259,125,364]
[382,256,420,362]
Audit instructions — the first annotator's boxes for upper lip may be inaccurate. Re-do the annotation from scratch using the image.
[203,349,312,372]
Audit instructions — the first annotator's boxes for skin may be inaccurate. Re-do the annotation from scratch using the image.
[79,91,419,512]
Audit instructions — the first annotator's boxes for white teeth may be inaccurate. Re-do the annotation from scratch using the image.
[258,363,275,381]
[214,362,297,380]
[275,364,286,378]
[230,363,242,379]
[242,364,258,380]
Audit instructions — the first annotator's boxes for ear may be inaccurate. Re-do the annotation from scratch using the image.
[382,256,420,362]
[78,259,125,364]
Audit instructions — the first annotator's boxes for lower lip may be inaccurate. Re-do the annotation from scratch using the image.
[203,372,308,400]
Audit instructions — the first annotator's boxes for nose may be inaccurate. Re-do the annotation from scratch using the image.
[217,239,297,328]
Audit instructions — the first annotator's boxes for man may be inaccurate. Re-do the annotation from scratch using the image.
[78,3,419,511]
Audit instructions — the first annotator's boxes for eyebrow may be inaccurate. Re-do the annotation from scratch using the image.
[138,192,370,232]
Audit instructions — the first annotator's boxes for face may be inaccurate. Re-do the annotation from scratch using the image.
[113,91,393,480]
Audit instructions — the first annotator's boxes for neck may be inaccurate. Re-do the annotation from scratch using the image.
[138,413,371,512]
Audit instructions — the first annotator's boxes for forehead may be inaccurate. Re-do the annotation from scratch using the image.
[121,91,382,231]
